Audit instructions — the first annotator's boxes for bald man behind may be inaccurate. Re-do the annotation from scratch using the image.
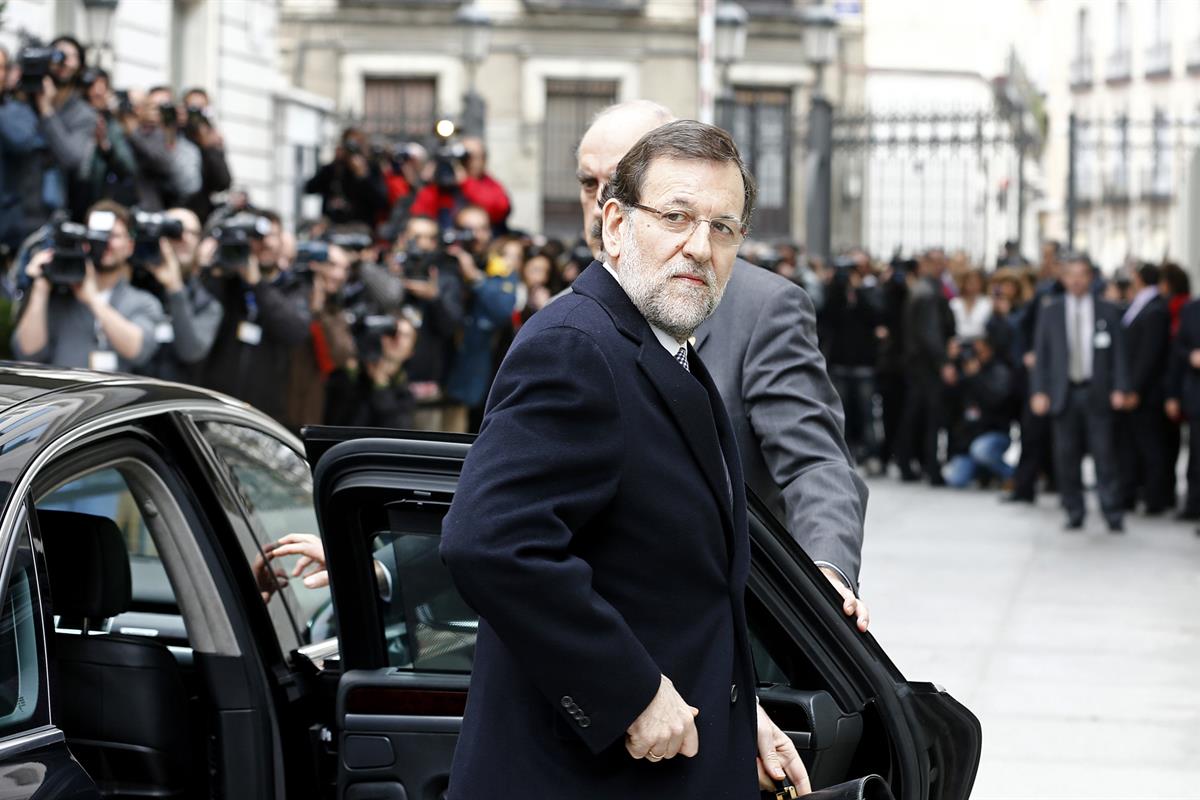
[573,101,871,630]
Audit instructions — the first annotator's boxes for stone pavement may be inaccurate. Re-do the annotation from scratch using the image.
[859,478,1200,799]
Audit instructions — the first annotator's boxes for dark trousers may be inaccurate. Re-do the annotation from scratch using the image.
[897,374,943,479]
[877,371,907,468]
[1053,384,1122,523]
[831,366,878,462]
[1117,402,1173,511]
[1184,419,1200,514]
[1013,403,1054,499]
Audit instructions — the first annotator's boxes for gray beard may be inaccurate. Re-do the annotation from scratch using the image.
[613,228,726,342]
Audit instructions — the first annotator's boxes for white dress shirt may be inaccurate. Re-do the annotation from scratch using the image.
[1065,292,1094,381]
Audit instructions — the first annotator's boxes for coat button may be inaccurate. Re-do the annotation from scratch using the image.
[561,696,574,708]
[730,683,739,704]
[579,716,591,728]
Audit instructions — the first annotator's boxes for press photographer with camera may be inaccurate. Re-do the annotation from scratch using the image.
[410,134,511,234]
[325,315,418,429]
[282,241,356,431]
[28,36,99,190]
[75,67,138,216]
[944,325,1017,489]
[122,87,200,212]
[198,210,311,423]
[12,200,164,372]
[131,208,224,382]
[0,44,52,255]
[304,127,389,227]
[177,87,232,221]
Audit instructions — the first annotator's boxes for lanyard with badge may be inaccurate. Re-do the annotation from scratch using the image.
[238,288,264,346]
[87,210,120,372]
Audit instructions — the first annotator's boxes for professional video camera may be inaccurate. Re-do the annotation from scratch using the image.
[431,119,468,191]
[130,210,185,267]
[159,102,179,128]
[329,232,374,252]
[17,44,64,96]
[36,215,111,287]
[349,311,400,365]
[440,228,475,250]
[210,214,272,269]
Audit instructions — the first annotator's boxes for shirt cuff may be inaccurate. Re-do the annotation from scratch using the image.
[374,559,394,603]
[813,561,855,595]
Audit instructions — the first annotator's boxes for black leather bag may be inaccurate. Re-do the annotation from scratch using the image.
[765,774,894,800]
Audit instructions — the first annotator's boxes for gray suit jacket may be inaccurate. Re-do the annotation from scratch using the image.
[694,260,867,589]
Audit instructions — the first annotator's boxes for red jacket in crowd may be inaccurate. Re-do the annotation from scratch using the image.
[410,175,511,227]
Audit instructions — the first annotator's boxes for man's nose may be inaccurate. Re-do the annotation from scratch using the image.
[681,219,713,265]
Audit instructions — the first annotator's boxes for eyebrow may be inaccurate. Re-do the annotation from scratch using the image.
[576,170,597,183]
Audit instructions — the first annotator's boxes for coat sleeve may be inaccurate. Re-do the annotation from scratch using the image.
[1110,307,1132,393]
[40,103,96,175]
[1031,303,1052,397]
[741,281,867,589]
[1131,306,1170,394]
[461,175,511,224]
[439,325,662,754]
[166,285,224,364]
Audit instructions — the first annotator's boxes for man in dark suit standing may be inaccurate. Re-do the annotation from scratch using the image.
[1117,263,1172,514]
[1165,297,1200,524]
[577,100,870,631]
[440,121,808,797]
[896,250,957,484]
[1031,254,1131,531]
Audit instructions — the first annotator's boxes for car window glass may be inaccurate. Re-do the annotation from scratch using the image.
[372,527,477,672]
[195,421,332,645]
[37,469,172,612]
[0,524,47,737]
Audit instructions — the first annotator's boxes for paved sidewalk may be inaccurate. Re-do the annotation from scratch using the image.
[860,479,1200,799]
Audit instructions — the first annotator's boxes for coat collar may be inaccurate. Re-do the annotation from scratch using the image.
[573,262,738,543]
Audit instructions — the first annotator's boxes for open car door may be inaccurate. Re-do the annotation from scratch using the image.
[305,426,981,800]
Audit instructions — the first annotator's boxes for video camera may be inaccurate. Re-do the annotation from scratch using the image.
[130,210,185,268]
[17,45,65,96]
[349,311,400,365]
[440,228,475,250]
[37,216,111,287]
[210,214,272,269]
[393,245,442,281]
[431,119,468,191]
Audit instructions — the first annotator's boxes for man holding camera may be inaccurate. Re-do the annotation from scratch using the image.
[944,327,1017,488]
[304,127,389,227]
[410,136,511,234]
[199,210,312,424]
[325,317,418,429]
[136,208,224,383]
[178,87,232,221]
[12,200,164,372]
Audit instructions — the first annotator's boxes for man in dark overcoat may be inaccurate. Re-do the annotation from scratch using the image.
[440,120,809,798]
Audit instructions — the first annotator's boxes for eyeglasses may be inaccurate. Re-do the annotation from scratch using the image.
[627,203,746,249]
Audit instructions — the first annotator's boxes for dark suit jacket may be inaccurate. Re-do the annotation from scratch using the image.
[440,263,758,798]
[1123,294,1170,404]
[694,260,867,589]
[1167,298,1200,419]
[902,276,956,377]
[1032,295,1131,416]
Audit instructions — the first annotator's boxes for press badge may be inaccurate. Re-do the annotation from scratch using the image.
[237,321,264,346]
[89,351,118,372]
[155,322,175,344]
[1094,331,1112,349]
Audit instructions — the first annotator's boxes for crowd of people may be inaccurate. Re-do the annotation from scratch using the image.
[0,34,601,436]
[750,237,1200,533]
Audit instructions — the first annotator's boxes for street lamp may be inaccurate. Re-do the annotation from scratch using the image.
[804,3,838,263]
[456,2,492,136]
[82,0,119,69]
[713,2,747,128]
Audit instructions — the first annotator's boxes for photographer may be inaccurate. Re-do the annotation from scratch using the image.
[33,36,98,193]
[325,317,418,429]
[12,200,164,372]
[198,210,311,423]
[410,135,510,234]
[124,87,200,211]
[179,87,232,222]
[76,67,138,215]
[134,208,224,383]
[944,326,1017,489]
[0,45,56,254]
[824,250,884,466]
[304,127,389,227]
[282,243,356,431]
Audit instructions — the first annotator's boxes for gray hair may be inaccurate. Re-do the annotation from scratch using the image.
[601,119,756,227]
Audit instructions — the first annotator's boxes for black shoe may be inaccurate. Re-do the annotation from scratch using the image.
[928,475,947,488]
[1064,517,1084,531]
[899,470,921,483]
[1107,518,1125,533]
[1176,509,1200,521]
[1001,492,1035,504]
[1144,506,1167,517]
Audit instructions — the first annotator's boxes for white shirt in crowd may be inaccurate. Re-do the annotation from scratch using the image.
[949,295,993,341]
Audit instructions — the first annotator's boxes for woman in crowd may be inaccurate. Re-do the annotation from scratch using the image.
[950,267,992,342]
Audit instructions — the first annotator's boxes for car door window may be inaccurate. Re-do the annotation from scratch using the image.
[371,527,477,672]
[38,469,175,618]
[194,421,332,644]
[0,523,47,738]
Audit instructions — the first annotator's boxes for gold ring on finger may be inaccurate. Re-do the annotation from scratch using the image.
[647,751,664,762]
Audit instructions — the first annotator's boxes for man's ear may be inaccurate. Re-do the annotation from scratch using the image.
[601,199,625,263]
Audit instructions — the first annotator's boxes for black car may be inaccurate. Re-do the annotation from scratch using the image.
[0,364,980,799]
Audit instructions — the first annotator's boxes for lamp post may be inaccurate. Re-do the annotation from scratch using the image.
[82,0,119,71]
[803,3,837,263]
[456,2,492,137]
[713,2,747,130]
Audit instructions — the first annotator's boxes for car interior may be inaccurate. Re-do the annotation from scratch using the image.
[32,453,249,800]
